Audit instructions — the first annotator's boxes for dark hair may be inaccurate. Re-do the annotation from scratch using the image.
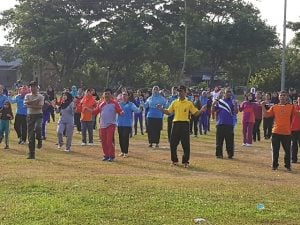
[104,88,113,94]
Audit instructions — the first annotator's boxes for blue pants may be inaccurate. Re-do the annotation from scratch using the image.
[0,119,9,146]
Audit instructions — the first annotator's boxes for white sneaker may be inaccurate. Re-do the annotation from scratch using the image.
[246,143,252,147]
[87,143,94,146]
[242,143,246,146]
[65,149,70,153]
[57,145,62,149]
[81,142,87,146]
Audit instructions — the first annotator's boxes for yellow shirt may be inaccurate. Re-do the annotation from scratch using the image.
[167,98,198,122]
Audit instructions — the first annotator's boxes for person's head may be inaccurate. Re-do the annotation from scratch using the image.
[278,90,289,104]
[202,91,207,97]
[62,92,73,102]
[177,85,187,99]
[245,92,253,101]
[103,88,113,101]
[29,81,39,93]
[3,101,11,110]
[152,86,160,95]
[171,86,178,96]
[122,91,129,102]
[224,88,232,99]
[64,88,70,93]
[71,85,77,91]
[137,89,142,96]
[255,91,262,100]
[85,88,92,96]
[265,92,271,100]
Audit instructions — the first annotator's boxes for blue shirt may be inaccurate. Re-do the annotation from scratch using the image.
[117,102,140,127]
[215,98,235,126]
[144,94,166,119]
[58,102,74,124]
[9,95,27,116]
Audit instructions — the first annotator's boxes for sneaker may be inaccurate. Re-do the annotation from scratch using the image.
[123,154,128,158]
[216,155,223,159]
[155,144,159,148]
[87,142,94,146]
[18,139,22,144]
[184,163,189,168]
[285,165,292,172]
[171,162,178,166]
[37,140,42,149]
[57,145,62,149]
[81,142,87,146]
[118,153,124,157]
[148,144,153,148]
[4,145,9,149]
[228,155,233,159]
[108,157,114,162]
[246,143,252,147]
[242,143,246,146]
[20,141,26,145]
[102,157,109,161]
[64,149,70,153]
[272,166,278,171]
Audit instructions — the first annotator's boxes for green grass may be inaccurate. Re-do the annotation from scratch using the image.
[0,114,300,225]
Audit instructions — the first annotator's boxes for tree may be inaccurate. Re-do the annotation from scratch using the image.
[0,0,95,85]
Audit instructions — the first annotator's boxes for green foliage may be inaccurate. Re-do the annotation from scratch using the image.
[249,67,281,91]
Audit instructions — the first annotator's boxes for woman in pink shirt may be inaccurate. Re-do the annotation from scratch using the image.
[239,93,256,146]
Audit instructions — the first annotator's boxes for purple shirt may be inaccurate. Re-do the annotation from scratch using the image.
[215,98,235,126]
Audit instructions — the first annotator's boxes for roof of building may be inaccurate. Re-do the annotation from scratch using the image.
[0,58,22,70]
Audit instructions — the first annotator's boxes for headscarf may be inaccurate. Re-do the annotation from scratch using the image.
[61,92,73,109]
[152,86,160,97]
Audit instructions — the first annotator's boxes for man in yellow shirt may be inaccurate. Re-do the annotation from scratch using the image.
[158,85,206,167]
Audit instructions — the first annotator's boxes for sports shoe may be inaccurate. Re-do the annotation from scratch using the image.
[37,140,42,149]
[108,157,114,162]
[245,143,252,147]
[81,142,87,146]
[171,162,178,166]
[119,153,124,157]
[148,144,153,148]
[4,145,9,149]
[87,142,94,146]
[102,157,108,161]
[64,149,70,153]
[57,145,62,149]
[123,154,128,158]
[155,144,159,148]
[184,163,189,168]
[242,143,246,146]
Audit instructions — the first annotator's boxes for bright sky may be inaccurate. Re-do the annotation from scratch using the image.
[0,0,300,45]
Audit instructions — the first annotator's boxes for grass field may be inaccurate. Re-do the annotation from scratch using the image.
[0,114,300,225]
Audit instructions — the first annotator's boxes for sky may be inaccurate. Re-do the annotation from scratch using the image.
[0,0,300,45]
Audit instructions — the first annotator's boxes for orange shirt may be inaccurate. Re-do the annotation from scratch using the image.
[266,104,296,135]
[80,95,97,121]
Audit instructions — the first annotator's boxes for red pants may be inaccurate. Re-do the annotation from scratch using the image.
[100,124,116,158]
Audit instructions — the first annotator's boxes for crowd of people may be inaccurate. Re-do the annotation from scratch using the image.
[1,81,300,171]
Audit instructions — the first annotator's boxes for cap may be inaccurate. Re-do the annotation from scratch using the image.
[28,81,38,86]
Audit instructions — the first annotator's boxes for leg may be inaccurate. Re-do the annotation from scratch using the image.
[14,115,22,139]
[281,135,291,169]
[106,125,116,159]
[65,123,74,150]
[224,125,234,158]
[247,123,254,144]
[21,115,27,142]
[87,121,94,143]
[180,123,190,164]
[170,123,181,163]
[81,121,87,143]
[57,123,65,147]
[216,125,225,158]
[271,133,280,169]
[27,116,36,159]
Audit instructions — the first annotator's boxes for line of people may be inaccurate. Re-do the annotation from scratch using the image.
[2,81,300,172]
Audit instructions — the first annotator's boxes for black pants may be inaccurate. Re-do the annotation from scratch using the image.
[118,126,131,154]
[216,125,234,158]
[167,115,174,142]
[263,117,273,139]
[190,115,200,135]
[27,114,42,157]
[253,119,262,141]
[170,122,190,164]
[271,133,291,169]
[291,131,300,163]
[147,118,162,144]
[14,114,27,142]
[74,113,81,132]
